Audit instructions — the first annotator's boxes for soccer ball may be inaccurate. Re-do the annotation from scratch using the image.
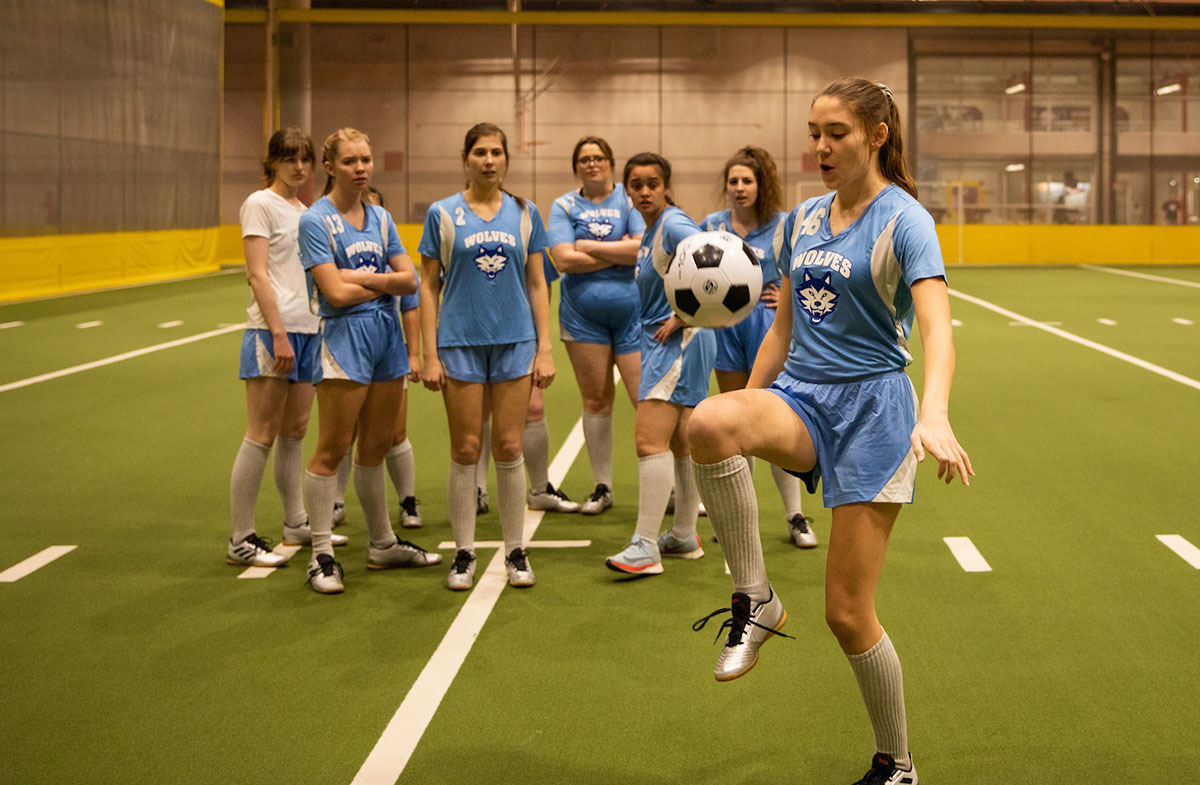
[663,230,762,328]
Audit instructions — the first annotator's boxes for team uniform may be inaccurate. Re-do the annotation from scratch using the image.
[298,197,410,386]
[418,192,549,383]
[548,184,646,354]
[771,184,944,508]
[699,209,787,375]
[636,206,716,405]
[238,188,321,382]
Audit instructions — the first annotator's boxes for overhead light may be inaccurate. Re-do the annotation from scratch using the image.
[1005,82,1027,95]
[1155,82,1182,96]
[1005,163,1026,172]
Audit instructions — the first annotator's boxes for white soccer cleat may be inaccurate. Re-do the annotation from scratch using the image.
[332,501,347,527]
[527,483,581,513]
[446,549,477,591]
[787,514,818,549]
[505,547,536,588]
[398,496,422,529]
[226,534,289,568]
[282,521,347,547]
[693,588,791,682]
[366,537,443,569]
[580,483,613,515]
[306,553,344,594]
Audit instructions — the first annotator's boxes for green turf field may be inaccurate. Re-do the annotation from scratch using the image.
[1,265,1196,784]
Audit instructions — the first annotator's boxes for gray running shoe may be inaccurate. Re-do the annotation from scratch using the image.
[528,483,581,513]
[657,530,705,560]
[580,483,613,515]
[282,521,348,547]
[852,753,918,785]
[306,553,344,594]
[446,548,477,591]
[787,514,818,549]
[226,533,289,567]
[398,496,423,529]
[605,536,663,576]
[332,501,347,527]
[505,547,536,587]
[366,537,443,569]
[693,588,791,682]
[476,488,489,515]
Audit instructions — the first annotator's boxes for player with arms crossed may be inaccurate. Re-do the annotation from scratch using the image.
[689,79,973,784]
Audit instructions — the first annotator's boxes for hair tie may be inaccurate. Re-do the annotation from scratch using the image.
[877,82,894,105]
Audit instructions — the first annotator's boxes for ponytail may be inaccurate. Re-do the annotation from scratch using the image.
[817,78,917,199]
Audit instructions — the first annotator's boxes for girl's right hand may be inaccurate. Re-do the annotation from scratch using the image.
[421,357,445,391]
[271,333,295,375]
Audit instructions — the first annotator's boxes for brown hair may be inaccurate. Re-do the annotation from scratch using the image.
[262,127,315,187]
[816,77,917,199]
[720,146,783,226]
[320,127,371,196]
[462,122,525,208]
[622,152,676,207]
[571,136,615,175]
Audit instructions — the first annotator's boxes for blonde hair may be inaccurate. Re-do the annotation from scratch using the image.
[321,127,371,196]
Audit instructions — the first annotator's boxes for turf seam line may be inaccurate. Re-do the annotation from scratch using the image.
[948,288,1200,392]
[0,324,245,394]
[351,417,586,785]
[1080,264,1200,289]
[0,546,77,583]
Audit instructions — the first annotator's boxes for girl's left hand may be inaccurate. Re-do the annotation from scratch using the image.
[531,350,555,389]
[652,315,686,344]
[760,282,781,309]
[911,413,974,485]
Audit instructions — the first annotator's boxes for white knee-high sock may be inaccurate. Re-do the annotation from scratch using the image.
[770,463,805,517]
[693,455,769,600]
[634,452,674,542]
[669,455,700,539]
[230,438,270,542]
[335,452,351,504]
[354,463,395,548]
[385,439,416,500]
[495,456,527,553]
[847,630,910,766]
[304,470,337,558]
[273,436,306,527]
[582,412,614,488]
[476,430,491,492]
[523,419,550,491]
[449,461,477,550]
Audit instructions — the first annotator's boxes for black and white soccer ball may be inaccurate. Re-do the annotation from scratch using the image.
[663,230,762,328]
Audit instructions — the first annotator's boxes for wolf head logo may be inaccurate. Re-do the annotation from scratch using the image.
[586,219,613,239]
[356,254,379,276]
[796,270,839,324]
[474,245,509,280]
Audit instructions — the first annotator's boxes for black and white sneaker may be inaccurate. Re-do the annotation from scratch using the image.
[306,553,344,594]
[446,549,477,591]
[226,533,288,567]
[505,547,536,587]
[528,483,580,513]
[580,483,612,515]
[332,501,347,527]
[476,487,489,515]
[852,753,917,785]
[787,514,818,549]
[693,588,792,681]
[398,496,422,529]
[367,537,443,569]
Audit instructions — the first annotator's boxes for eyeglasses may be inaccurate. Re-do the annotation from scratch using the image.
[576,156,609,166]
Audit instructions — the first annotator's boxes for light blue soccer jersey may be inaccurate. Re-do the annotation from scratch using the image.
[298,197,405,319]
[699,209,788,288]
[636,206,702,329]
[780,185,945,382]
[548,184,646,287]
[418,192,549,348]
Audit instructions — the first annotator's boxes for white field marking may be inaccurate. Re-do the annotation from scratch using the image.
[236,544,303,579]
[0,546,77,583]
[951,319,963,327]
[157,320,183,329]
[351,418,586,785]
[75,320,103,329]
[948,288,1200,392]
[943,537,992,572]
[1081,264,1200,289]
[1097,318,1118,326]
[1008,320,1062,327]
[1173,318,1195,326]
[436,540,591,550]
[0,323,244,394]
[0,321,24,329]
[724,559,730,575]
[1156,535,1200,569]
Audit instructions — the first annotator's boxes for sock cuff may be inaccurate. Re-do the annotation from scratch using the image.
[387,439,413,457]
[495,456,525,471]
[582,411,612,422]
[276,436,303,446]
[306,469,336,484]
[352,461,384,472]
[524,418,547,430]
[692,454,748,480]
[847,629,893,663]
[638,451,673,466]
[242,437,271,453]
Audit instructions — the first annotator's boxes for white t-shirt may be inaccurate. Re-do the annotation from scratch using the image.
[239,188,321,334]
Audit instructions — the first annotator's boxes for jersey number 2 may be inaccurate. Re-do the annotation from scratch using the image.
[454,207,466,226]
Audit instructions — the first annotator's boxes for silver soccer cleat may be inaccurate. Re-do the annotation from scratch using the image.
[282,521,348,547]
[306,553,344,594]
[580,483,613,515]
[366,537,443,569]
[446,549,477,591]
[527,483,580,513]
[332,501,347,527]
[787,514,818,549]
[693,588,790,682]
[505,547,536,587]
[226,533,289,568]
[398,496,423,529]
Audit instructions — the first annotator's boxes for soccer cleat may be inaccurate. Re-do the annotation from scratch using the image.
[306,553,344,593]
[446,549,477,591]
[787,514,818,549]
[693,588,792,682]
[476,487,490,515]
[852,753,918,785]
[398,496,422,529]
[665,488,675,514]
[657,530,705,559]
[528,483,581,513]
[366,537,443,569]
[605,536,663,576]
[698,501,708,517]
[332,501,346,527]
[226,534,289,567]
[580,483,613,515]
[282,521,348,547]
[505,547,536,588]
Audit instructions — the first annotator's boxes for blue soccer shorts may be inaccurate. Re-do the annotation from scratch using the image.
[239,329,319,383]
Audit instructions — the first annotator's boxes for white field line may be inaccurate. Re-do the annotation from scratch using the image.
[1081,264,1200,289]
[1008,320,1062,327]
[1156,535,1200,569]
[0,324,244,394]
[0,321,24,329]
[948,288,1200,392]
[0,546,77,583]
[351,417,586,785]
[157,320,183,329]
[436,540,591,550]
[75,321,103,329]
[1173,318,1195,326]
[943,537,992,572]
[236,544,303,579]
[1097,318,1118,326]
